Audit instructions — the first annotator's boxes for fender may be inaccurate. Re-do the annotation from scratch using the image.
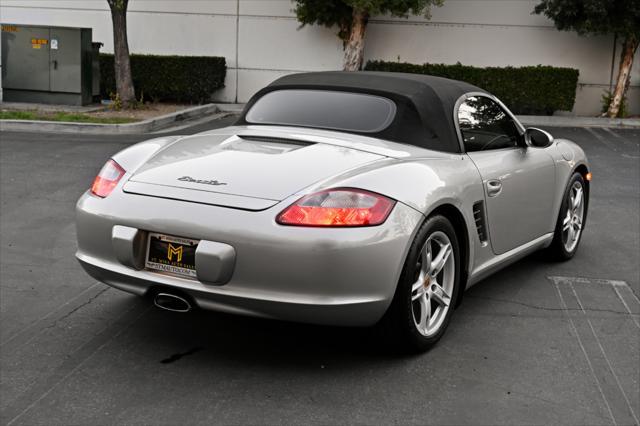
[111,136,185,174]
[304,156,486,290]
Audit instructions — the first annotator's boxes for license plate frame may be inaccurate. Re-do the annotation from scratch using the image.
[145,232,199,279]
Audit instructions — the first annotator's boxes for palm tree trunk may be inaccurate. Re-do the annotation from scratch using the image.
[606,34,638,118]
[343,9,369,71]
[108,0,135,107]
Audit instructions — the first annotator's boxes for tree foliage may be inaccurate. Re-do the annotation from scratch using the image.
[295,0,353,41]
[107,0,128,12]
[294,0,443,70]
[534,0,639,117]
[294,0,443,42]
[533,0,640,37]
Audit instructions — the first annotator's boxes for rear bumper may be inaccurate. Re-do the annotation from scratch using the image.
[78,255,393,326]
[75,190,423,326]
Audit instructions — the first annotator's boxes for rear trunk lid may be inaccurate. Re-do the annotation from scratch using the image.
[123,132,385,210]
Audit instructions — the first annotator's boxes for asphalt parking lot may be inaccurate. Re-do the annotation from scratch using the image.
[1,119,638,425]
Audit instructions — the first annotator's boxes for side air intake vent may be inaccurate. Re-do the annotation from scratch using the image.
[473,201,488,244]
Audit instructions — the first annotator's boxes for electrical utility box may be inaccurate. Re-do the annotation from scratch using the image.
[1,24,98,105]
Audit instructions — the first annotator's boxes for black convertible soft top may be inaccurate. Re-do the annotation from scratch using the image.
[237,71,487,153]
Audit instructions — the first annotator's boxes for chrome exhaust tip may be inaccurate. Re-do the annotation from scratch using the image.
[153,292,192,313]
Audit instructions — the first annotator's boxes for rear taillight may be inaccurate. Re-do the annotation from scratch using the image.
[90,159,125,198]
[277,188,395,227]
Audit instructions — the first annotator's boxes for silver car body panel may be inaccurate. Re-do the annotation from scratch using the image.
[77,186,424,326]
[127,132,385,201]
[76,97,589,326]
[467,147,556,254]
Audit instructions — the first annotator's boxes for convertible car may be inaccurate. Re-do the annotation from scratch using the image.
[76,72,590,351]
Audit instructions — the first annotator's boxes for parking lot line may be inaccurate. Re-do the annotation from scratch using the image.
[611,284,640,329]
[601,127,640,150]
[2,303,151,426]
[551,279,617,425]
[549,276,639,426]
[2,283,105,350]
[568,283,639,424]
[586,128,620,153]
[587,127,640,159]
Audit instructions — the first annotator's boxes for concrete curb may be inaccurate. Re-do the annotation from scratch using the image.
[0,103,221,134]
[214,105,639,129]
[214,105,640,128]
[3,102,637,133]
[517,115,640,128]
[215,103,244,113]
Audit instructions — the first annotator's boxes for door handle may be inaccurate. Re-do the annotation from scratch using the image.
[52,60,58,70]
[486,179,502,197]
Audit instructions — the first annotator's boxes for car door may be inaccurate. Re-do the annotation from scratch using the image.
[458,95,556,255]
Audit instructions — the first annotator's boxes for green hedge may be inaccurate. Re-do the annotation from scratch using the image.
[100,54,226,103]
[365,61,579,115]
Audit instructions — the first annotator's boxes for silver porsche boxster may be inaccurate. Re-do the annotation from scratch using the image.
[76,72,590,351]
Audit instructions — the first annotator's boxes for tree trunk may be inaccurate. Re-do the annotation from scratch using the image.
[109,0,135,107]
[343,9,368,71]
[606,34,638,118]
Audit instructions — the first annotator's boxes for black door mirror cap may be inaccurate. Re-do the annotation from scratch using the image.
[525,127,554,148]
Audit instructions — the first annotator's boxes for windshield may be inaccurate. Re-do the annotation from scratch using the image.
[245,89,397,133]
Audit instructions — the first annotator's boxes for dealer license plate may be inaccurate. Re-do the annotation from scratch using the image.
[145,232,199,278]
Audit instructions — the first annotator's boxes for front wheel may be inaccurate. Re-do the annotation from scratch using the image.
[547,172,587,260]
[378,215,461,352]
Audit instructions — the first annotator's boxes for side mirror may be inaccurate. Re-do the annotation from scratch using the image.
[525,127,554,148]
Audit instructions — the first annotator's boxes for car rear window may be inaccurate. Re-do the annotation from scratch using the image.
[245,89,397,133]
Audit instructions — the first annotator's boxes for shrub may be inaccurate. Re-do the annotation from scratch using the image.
[364,61,579,115]
[600,90,627,118]
[100,54,226,104]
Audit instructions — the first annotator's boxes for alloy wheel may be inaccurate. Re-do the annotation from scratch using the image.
[411,231,455,337]
[562,181,585,253]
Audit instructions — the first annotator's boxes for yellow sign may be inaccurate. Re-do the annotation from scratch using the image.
[1,25,18,32]
[31,38,48,49]
[167,244,183,262]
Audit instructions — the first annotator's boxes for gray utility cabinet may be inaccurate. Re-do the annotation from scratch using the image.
[1,24,98,105]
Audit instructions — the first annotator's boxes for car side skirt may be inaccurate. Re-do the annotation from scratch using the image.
[466,233,554,287]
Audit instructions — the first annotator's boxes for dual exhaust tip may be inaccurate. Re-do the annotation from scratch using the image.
[153,292,192,313]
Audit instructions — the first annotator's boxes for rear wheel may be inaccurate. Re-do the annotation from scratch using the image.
[547,173,587,260]
[379,215,461,352]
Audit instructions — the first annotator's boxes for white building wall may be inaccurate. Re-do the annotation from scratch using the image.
[1,0,638,115]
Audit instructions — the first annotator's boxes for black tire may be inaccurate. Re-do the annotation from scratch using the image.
[377,215,461,353]
[547,172,587,261]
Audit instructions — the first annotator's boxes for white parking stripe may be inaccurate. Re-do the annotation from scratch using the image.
[601,127,640,149]
[598,128,640,159]
[549,276,640,426]
[551,280,616,425]
[586,128,620,153]
[2,282,104,348]
[612,285,640,329]
[569,282,639,425]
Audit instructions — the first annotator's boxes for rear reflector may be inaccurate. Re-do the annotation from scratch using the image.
[277,188,395,227]
[91,159,125,198]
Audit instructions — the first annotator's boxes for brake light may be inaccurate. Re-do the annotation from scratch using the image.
[90,159,125,198]
[277,188,395,227]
